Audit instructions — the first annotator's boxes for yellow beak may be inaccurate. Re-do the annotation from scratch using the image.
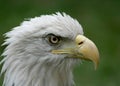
[52,35,99,69]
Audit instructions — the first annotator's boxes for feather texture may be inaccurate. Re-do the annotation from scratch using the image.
[1,12,83,86]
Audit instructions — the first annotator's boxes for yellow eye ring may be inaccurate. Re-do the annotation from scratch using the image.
[46,34,61,45]
[49,35,60,44]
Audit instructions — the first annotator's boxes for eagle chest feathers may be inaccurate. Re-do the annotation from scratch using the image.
[1,12,99,86]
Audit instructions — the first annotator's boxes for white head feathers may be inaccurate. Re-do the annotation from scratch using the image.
[1,12,83,86]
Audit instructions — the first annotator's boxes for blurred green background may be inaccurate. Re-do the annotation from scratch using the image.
[0,0,120,86]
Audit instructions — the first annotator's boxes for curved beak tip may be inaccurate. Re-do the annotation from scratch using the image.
[75,35,100,70]
[94,56,99,70]
[51,35,100,70]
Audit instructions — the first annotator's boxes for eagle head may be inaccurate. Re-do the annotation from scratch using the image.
[1,12,99,86]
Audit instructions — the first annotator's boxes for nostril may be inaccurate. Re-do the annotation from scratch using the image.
[78,41,84,45]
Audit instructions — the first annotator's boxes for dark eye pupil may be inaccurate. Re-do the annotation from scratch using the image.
[45,34,61,45]
[50,36,59,43]
[49,35,60,44]
[52,37,57,41]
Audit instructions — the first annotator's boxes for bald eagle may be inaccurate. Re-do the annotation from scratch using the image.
[1,12,99,86]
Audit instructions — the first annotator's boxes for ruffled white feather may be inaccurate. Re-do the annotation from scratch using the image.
[1,12,83,86]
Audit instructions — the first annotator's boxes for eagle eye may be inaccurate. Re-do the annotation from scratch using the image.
[46,34,61,45]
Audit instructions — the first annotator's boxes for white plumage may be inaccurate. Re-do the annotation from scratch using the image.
[1,12,99,86]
